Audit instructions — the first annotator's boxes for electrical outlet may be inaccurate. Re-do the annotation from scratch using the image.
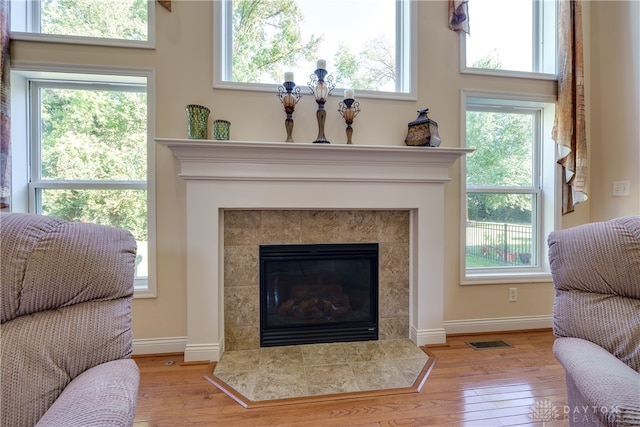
[509,287,517,302]
[613,181,630,197]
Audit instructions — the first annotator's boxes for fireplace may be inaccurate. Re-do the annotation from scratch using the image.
[260,243,379,347]
[157,138,471,361]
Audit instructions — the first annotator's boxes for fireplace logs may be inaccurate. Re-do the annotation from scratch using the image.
[277,283,351,320]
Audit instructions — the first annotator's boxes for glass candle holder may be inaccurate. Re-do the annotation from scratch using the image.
[185,104,210,139]
[213,119,231,140]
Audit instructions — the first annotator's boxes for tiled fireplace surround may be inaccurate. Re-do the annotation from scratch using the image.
[158,139,470,362]
[223,209,410,350]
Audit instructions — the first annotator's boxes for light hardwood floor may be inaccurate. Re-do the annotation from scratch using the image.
[133,330,569,427]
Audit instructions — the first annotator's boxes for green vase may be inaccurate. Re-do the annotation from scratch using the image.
[185,105,210,139]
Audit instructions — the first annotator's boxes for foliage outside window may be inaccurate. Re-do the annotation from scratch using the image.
[10,0,153,47]
[464,0,556,76]
[464,99,545,276]
[219,0,412,94]
[30,80,150,280]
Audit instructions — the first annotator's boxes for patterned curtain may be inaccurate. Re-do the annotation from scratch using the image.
[0,0,9,211]
[553,0,588,214]
[449,0,470,34]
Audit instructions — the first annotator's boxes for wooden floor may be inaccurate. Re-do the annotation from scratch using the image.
[133,330,569,427]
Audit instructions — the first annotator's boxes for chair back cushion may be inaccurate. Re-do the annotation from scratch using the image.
[548,216,640,372]
[0,213,136,427]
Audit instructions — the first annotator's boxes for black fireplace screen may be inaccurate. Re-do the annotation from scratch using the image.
[259,243,379,347]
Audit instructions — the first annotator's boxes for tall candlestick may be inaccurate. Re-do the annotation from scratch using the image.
[308,65,335,144]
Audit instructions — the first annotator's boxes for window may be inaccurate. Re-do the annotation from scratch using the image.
[11,67,156,297]
[10,0,155,48]
[215,0,415,96]
[463,0,556,76]
[462,94,557,283]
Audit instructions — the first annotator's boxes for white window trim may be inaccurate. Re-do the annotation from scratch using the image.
[459,0,557,79]
[211,0,418,101]
[9,0,156,49]
[459,89,560,285]
[10,61,158,298]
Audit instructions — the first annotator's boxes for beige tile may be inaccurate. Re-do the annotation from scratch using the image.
[224,286,258,327]
[378,284,409,317]
[214,349,260,373]
[350,360,410,390]
[340,210,380,242]
[378,211,410,243]
[305,364,360,396]
[300,342,350,366]
[300,211,343,243]
[223,209,411,352]
[379,242,410,285]
[260,210,302,244]
[379,317,410,341]
[253,365,308,401]
[215,339,429,402]
[224,325,259,350]
[224,245,258,287]
[379,339,428,360]
[224,210,261,245]
[213,370,258,401]
[391,357,429,384]
[258,345,304,370]
[335,341,387,363]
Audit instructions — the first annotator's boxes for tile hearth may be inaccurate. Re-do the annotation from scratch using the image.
[208,339,433,407]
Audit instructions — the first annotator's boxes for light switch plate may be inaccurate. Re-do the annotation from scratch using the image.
[613,181,631,197]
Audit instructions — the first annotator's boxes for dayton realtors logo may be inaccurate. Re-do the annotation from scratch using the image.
[530,399,622,425]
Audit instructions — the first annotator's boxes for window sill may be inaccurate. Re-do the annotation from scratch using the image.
[212,80,418,102]
[461,271,552,286]
[10,32,155,50]
[460,67,557,81]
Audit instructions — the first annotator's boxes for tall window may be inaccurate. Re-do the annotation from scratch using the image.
[11,69,155,295]
[463,0,556,76]
[463,95,556,282]
[10,0,154,47]
[215,0,414,95]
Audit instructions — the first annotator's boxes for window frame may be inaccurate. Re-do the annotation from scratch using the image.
[460,0,557,79]
[460,90,559,285]
[10,63,158,298]
[9,0,156,49]
[212,0,418,100]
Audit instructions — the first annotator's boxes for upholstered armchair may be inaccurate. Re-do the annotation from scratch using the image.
[1,213,140,427]
[548,216,640,426]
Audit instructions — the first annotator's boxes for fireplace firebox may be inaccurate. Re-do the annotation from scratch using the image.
[259,243,379,347]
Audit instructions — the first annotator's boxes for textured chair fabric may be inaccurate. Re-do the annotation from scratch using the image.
[548,216,640,427]
[1,212,139,427]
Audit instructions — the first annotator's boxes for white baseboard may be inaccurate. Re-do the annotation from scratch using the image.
[411,326,447,346]
[132,316,552,358]
[133,337,221,362]
[132,336,187,356]
[184,343,222,363]
[443,315,553,335]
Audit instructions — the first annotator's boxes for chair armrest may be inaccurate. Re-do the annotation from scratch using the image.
[35,359,139,427]
[553,337,640,426]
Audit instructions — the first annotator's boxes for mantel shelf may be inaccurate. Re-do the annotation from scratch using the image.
[156,138,473,183]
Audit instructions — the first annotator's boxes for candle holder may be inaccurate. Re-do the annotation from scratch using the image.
[278,81,302,142]
[308,68,335,144]
[338,98,361,144]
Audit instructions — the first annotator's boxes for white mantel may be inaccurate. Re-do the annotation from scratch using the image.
[157,139,472,362]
